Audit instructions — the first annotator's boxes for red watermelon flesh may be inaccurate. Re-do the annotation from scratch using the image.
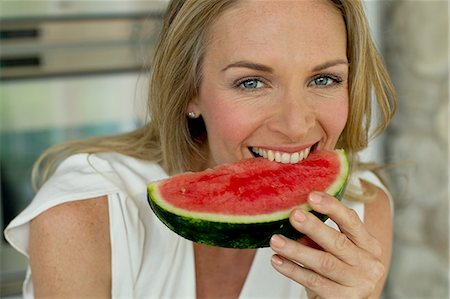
[150,149,348,225]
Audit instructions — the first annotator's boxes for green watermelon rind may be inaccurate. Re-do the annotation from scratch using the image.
[147,149,349,248]
[150,202,310,248]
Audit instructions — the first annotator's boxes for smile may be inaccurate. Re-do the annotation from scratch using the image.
[250,143,317,164]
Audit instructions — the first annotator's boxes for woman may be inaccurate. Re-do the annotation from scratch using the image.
[5,0,397,298]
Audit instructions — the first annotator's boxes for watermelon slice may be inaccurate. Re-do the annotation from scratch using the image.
[147,149,349,248]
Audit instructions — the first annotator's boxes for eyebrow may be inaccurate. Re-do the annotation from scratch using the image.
[221,61,274,73]
[221,58,349,73]
[312,59,348,72]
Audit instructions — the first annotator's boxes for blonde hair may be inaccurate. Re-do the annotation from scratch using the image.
[32,0,397,195]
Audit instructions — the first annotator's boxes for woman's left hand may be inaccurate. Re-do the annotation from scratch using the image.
[270,191,386,299]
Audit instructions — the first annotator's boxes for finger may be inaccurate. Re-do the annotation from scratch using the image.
[286,207,386,290]
[298,236,322,251]
[306,191,382,257]
[271,253,354,298]
[270,234,356,286]
[288,207,359,265]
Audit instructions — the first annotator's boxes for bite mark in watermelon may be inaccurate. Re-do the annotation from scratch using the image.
[147,149,349,248]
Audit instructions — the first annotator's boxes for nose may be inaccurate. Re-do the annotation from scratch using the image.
[267,90,316,141]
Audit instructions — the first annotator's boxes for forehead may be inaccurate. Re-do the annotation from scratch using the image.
[204,0,347,67]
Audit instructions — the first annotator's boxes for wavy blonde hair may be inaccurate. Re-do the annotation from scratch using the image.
[32,0,397,195]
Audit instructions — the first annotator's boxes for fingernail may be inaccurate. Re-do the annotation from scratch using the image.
[270,234,286,248]
[309,192,322,204]
[271,255,283,266]
[294,209,306,222]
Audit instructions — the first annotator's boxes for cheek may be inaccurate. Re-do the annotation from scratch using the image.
[203,102,256,143]
[319,99,349,138]
[202,101,259,165]
[198,87,257,148]
[206,112,241,140]
[335,103,349,133]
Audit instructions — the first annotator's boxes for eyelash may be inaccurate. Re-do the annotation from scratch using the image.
[309,73,344,88]
[233,73,344,91]
[233,77,268,91]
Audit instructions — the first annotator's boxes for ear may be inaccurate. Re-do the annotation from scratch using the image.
[186,97,201,116]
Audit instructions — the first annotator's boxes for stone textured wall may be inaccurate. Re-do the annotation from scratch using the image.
[380,1,449,298]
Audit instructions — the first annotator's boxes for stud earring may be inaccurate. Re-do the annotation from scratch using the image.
[188,111,198,119]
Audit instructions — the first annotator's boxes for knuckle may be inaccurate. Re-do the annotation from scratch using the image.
[371,260,386,281]
[305,290,320,299]
[356,259,385,297]
[320,252,337,273]
[371,239,383,258]
[347,291,362,299]
[347,276,376,299]
[285,261,298,277]
[335,232,350,251]
[347,208,361,229]
[361,252,385,280]
[305,272,323,289]
[360,279,377,297]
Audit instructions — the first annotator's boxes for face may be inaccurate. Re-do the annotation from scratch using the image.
[188,0,349,168]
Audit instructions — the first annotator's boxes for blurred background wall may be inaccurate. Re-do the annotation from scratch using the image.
[380,1,449,298]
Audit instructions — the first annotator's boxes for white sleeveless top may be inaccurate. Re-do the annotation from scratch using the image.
[4,152,384,298]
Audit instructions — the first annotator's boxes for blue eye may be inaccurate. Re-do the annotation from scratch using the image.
[313,77,333,86]
[310,74,343,87]
[239,79,265,89]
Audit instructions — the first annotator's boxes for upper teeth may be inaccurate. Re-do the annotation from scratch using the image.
[251,147,311,164]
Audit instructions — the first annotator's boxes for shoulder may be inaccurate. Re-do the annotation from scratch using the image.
[30,195,109,235]
[5,152,165,256]
[29,196,111,297]
[29,197,110,258]
[351,167,393,230]
[364,181,392,225]
[363,181,393,282]
[360,169,393,227]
